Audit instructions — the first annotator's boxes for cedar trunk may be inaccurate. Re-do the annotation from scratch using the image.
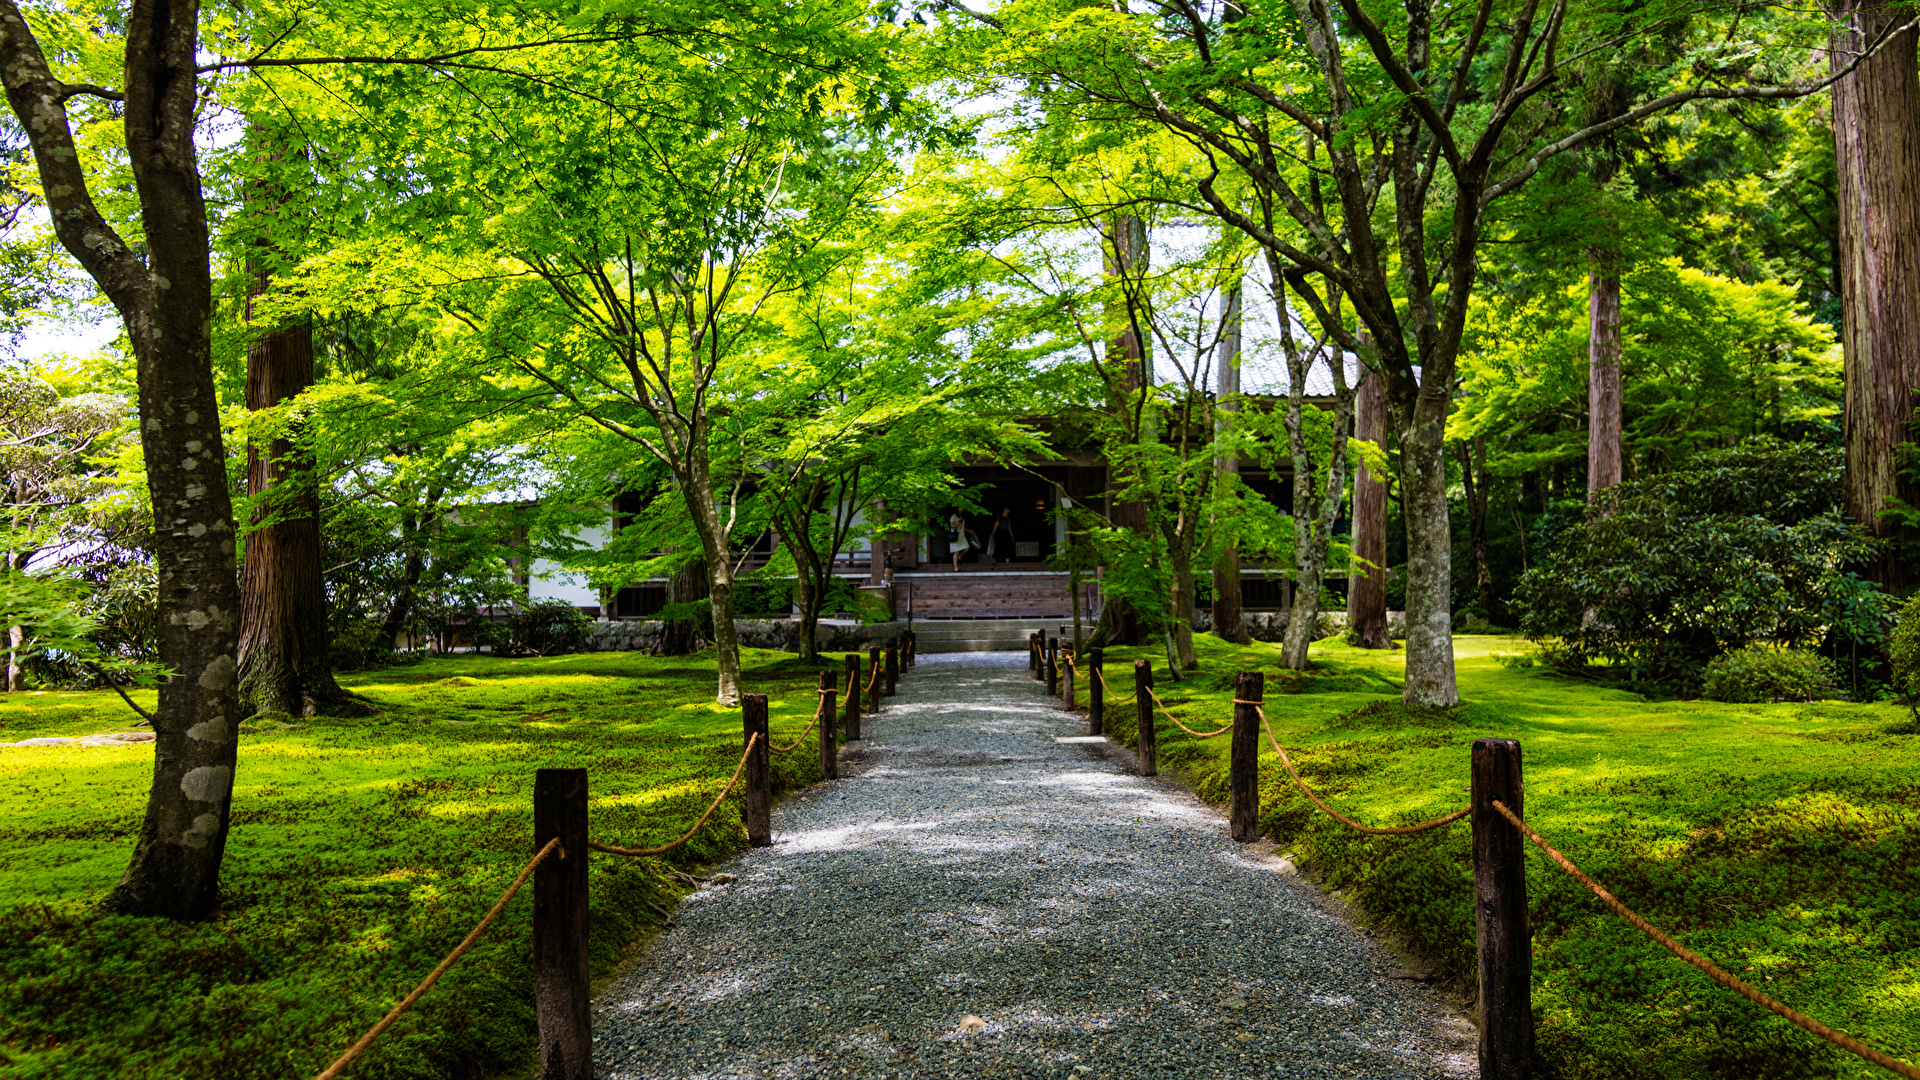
[1832,1,1920,589]
[0,0,247,917]
[237,316,344,715]
[1347,370,1390,648]
[653,556,708,656]
[1586,263,1624,500]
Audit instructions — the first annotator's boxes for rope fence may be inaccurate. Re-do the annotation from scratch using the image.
[1253,704,1470,835]
[1149,683,1233,738]
[312,656,914,1079]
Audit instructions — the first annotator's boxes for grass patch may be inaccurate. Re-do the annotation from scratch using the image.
[0,647,840,1080]
[1090,634,1920,1080]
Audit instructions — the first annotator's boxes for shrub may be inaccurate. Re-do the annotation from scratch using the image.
[1892,592,1920,716]
[1512,439,1889,686]
[1701,645,1842,703]
[500,601,594,657]
[329,618,395,672]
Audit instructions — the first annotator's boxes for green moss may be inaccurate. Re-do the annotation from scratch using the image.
[1095,633,1920,1080]
[0,648,835,1080]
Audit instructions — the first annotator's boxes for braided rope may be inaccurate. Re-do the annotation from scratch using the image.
[1148,684,1233,738]
[1256,705,1470,835]
[591,733,762,857]
[1490,800,1920,1080]
[865,663,881,695]
[314,837,562,1080]
[770,693,829,755]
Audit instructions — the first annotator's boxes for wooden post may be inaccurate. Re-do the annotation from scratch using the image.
[1473,738,1532,1080]
[843,655,861,741]
[818,670,837,780]
[1045,638,1058,696]
[905,631,916,666]
[1061,649,1075,711]
[742,695,771,846]
[1030,633,1041,677]
[868,646,883,712]
[533,768,592,1080]
[1088,647,1104,735]
[884,645,898,697]
[1135,660,1156,777]
[1229,672,1262,842]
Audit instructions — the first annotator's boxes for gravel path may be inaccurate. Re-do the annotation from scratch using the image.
[594,652,1478,1079]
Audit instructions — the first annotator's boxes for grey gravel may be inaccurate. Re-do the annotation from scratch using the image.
[594,651,1478,1079]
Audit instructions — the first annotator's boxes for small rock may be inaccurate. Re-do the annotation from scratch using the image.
[10,737,75,747]
[709,873,737,885]
[1218,996,1248,1010]
[957,1014,987,1034]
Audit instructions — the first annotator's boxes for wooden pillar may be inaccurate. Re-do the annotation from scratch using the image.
[884,646,898,697]
[868,646,882,712]
[742,695,771,846]
[1229,672,1262,842]
[1135,660,1156,777]
[818,671,837,780]
[1061,648,1075,711]
[533,768,592,1080]
[1474,738,1532,1080]
[1088,646,1104,735]
[842,655,861,741]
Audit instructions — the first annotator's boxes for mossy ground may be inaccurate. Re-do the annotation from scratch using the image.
[0,648,839,1080]
[1085,633,1919,1080]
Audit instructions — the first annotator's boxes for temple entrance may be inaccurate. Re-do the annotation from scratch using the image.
[946,468,1057,565]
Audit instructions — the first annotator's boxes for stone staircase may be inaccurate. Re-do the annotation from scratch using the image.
[896,571,1080,620]
[905,618,1078,653]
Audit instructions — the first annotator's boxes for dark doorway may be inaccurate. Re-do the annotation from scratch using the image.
[950,469,1057,564]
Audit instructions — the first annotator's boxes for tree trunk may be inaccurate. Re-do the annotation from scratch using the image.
[1832,0,1920,590]
[1457,437,1496,623]
[1347,367,1390,648]
[1399,397,1459,706]
[1212,283,1247,644]
[7,623,21,692]
[652,556,708,656]
[683,449,741,705]
[0,0,248,918]
[1096,216,1150,648]
[380,506,431,651]
[236,313,344,716]
[1586,259,1624,503]
[789,541,822,664]
[1166,527,1197,669]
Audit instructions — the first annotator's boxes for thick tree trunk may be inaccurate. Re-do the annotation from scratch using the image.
[789,541,823,664]
[237,315,344,716]
[1832,0,1920,590]
[683,449,742,705]
[652,556,708,656]
[1398,397,1459,706]
[1212,284,1246,644]
[1280,550,1326,668]
[1586,260,1624,503]
[1347,368,1390,648]
[1457,437,1496,622]
[0,0,248,917]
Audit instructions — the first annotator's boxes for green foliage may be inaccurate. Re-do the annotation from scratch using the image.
[1701,645,1842,704]
[0,647,835,1079]
[497,602,593,658]
[1513,440,1889,687]
[1892,593,1920,717]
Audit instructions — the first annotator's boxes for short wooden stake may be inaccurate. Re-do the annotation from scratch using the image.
[1473,738,1532,1080]
[1229,672,1262,842]
[868,646,883,712]
[843,655,861,741]
[1030,633,1041,677]
[1135,660,1156,777]
[1088,647,1104,735]
[533,768,592,1080]
[905,631,916,666]
[742,695,772,846]
[884,646,899,697]
[1061,648,1075,710]
[1044,638,1058,696]
[818,670,837,780]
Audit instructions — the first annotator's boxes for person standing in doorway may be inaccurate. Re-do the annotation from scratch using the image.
[990,507,1017,565]
[948,512,970,571]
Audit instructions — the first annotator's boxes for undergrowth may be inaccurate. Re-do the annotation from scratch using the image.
[0,647,838,1080]
[1092,634,1920,1080]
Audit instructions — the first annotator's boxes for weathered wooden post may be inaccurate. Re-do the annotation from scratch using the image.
[1061,648,1075,711]
[1030,633,1041,677]
[818,670,838,780]
[868,646,883,712]
[1135,660,1156,777]
[742,695,771,846]
[533,768,592,1080]
[884,645,899,697]
[905,631,916,666]
[1088,646,1104,735]
[1045,637,1058,696]
[1229,672,1262,842]
[1473,738,1532,1080]
[843,655,862,741]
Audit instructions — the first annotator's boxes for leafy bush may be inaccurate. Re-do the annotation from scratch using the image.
[499,601,594,657]
[1893,592,1920,717]
[329,617,396,672]
[1701,645,1843,703]
[1512,439,1889,686]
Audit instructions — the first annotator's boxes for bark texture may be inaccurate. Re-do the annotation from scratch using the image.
[1832,0,1920,589]
[0,0,245,917]
[1457,436,1496,622]
[652,556,708,657]
[1212,285,1247,644]
[237,314,343,716]
[1347,368,1390,648]
[1398,393,1458,706]
[1586,262,1624,500]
